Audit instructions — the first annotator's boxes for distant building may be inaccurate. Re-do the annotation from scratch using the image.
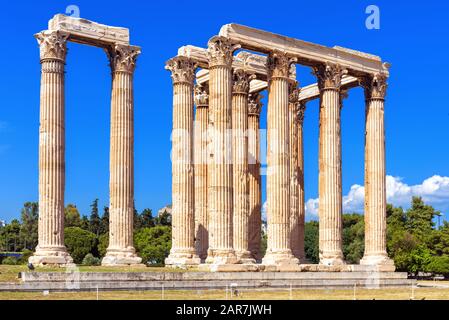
[157,205,172,218]
[0,220,5,227]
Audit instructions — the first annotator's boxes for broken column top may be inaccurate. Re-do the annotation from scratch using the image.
[47,14,130,47]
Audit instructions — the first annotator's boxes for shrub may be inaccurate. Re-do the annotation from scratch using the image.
[19,249,33,264]
[82,253,100,266]
[2,256,18,265]
[134,226,171,265]
[98,233,109,258]
[64,227,98,264]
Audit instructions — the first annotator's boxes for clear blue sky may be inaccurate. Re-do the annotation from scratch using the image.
[1,0,448,222]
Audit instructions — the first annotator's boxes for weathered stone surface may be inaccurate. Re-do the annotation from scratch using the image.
[48,14,129,47]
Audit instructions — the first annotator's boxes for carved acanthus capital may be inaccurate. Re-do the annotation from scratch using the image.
[108,44,141,74]
[165,56,196,85]
[35,30,69,62]
[194,84,209,107]
[232,69,256,94]
[207,36,241,68]
[312,62,348,90]
[248,93,263,116]
[288,80,301,105]
[360,73,388,100]
[267,51,297,79]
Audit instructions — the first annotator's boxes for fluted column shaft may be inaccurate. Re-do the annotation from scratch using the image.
[206,36,240,264]
[314,63,346,265]
[232,70,255,263]
[103,44,142,266]
[263,52,299,265]
[361,75,394,268]
[248,94,262,261]
[289,83,306,262]
[30,30,73,266]
[296,102,306,262]
[194,85,209,261]
[165,57,200,266]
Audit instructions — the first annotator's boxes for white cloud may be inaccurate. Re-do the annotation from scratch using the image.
[304,175,449,220]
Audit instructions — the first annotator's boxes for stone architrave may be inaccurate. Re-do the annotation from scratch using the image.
[29,30,74,266]
[205,36,240,265]
[313,62,347,266]
[232,69,256,263]
[360,74,395,270]
[164,57,200,266]
[262,51,299,266]
[194,84,209,261]
[102,44,143,266]
[247,93,263,261]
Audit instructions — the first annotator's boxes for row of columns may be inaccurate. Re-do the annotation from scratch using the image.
[30,30,142,266]
[167,35,393,268]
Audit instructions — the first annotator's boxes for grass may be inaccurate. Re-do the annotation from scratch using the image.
[1,265,449,300]
[0,287,449,300]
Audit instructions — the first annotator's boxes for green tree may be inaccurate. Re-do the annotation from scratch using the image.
[89,198,101,236]
[304,221,319,263]
[64,204,82,228]
[0,219,22,252]
[139,208,155,228]
[80,215,90,231]
[98,233,109,258]
[405,197,440,243]
[342,214,365,264]
[64,227,98,264]
[99,206,109,235]
[19,202,38,250]
[134,226,171,265]
[156,210,172,226]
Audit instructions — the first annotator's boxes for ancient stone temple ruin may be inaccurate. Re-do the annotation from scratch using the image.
[165,24,395,272]
[31,15,394,272]
[30,14,141,266]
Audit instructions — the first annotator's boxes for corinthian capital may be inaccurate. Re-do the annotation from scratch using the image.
[288,80,301,105]
[267,51,297,79]
[360,73,388,100]
[165,56,196,85]
[248,93,263,116]
[35,30,69,62]
[108,44,141,74]
[232,69,256,94]
[312,62,348,90]
[207,36,241,68]
[194,84,209,107]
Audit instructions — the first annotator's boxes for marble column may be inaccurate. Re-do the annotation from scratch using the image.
[262,51,299,266]
[232,69,256,263]
[102,44,142,266]
[30,30,73,266]
[296,102,307,262]
[194,84,209,261]
[360,74,395,269]
[288,82,306,262]
[164,57,200,266]
[248,93,263,261]
[313,62,347,265]
[206,36,240,264]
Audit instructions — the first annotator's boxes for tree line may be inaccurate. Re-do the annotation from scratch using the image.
[1,196,449,277]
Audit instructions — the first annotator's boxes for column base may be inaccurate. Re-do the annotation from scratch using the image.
[262,250,299,266]
[101,247,143,266]
[319,252,345,266]
[28,246,74,266]
[165,249,200,267]
[360,254,395,271]
[205,249,238,265]
[235,250,256,264]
